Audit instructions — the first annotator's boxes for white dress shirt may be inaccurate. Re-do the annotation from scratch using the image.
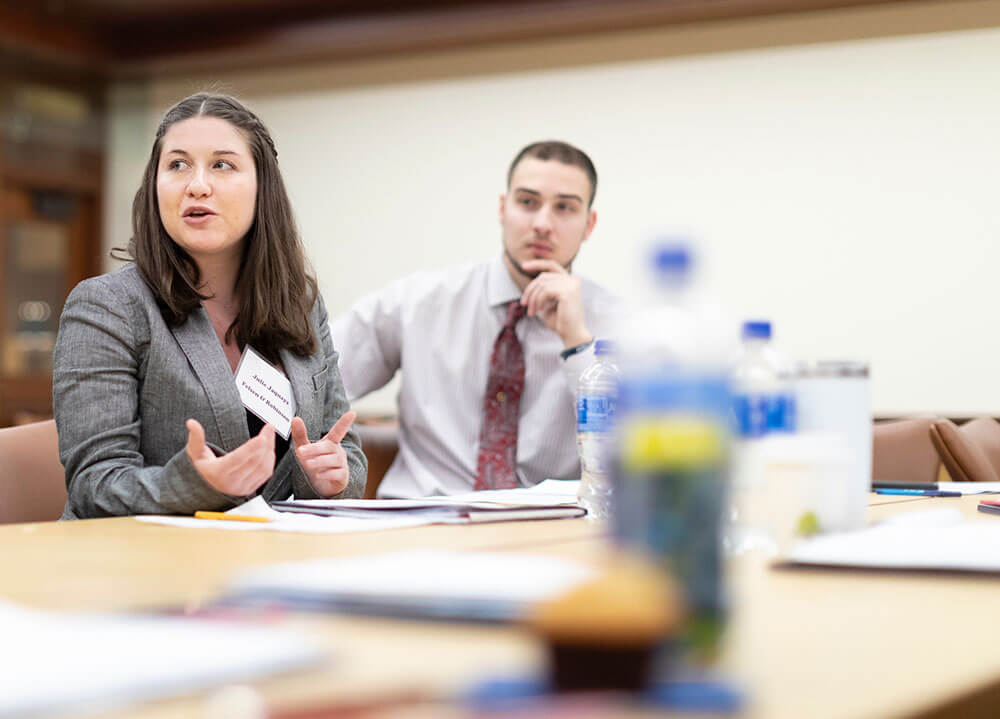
[331,254,620,497]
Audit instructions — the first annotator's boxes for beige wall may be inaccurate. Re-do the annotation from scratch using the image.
[105,0,1000,415]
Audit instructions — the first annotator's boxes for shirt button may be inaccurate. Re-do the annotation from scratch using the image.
[496,391,506,403]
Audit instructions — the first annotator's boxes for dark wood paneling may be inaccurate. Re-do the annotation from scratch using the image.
[0,5,107,72]
[0,0,921,77]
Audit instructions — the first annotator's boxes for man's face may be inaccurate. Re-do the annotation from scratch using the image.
[499,157,597,284]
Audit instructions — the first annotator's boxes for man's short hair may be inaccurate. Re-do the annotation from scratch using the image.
[507,140,598,207]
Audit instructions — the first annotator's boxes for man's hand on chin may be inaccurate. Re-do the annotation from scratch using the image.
[520,259,593,349]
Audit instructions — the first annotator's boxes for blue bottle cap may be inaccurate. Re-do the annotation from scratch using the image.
[742,320,771,340]
[594,339,615,356]
[652,243,692,276]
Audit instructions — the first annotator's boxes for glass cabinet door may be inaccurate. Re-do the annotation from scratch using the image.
[0,68,104,426]
[0,185,97,425]
[3,218,67,375]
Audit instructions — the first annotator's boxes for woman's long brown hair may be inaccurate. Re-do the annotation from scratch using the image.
[128,92,317,363]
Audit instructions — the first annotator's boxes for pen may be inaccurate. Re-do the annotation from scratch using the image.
[194,511,271,523]
[874,489,961,497]
[871,482,938,491]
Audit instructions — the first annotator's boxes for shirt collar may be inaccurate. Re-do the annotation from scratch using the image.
[486,252,523,308]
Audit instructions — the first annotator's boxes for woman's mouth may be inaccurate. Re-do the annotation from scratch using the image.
[182,207,216,225]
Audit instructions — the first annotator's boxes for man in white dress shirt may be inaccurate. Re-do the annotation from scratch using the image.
[331,141,618,497]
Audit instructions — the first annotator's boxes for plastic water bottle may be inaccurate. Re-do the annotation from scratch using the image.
[576,340,619,518]
[611,240,735,662]
[732,320,795,438]
[729,320,796,554]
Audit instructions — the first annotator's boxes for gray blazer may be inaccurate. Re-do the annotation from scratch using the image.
[53,263,366,519]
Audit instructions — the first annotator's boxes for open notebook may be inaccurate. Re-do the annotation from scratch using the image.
[0,599,323,718]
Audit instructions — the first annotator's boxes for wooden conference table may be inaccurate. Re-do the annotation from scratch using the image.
[2,495,999,719]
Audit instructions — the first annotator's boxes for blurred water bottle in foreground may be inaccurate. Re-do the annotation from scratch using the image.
[576,340,619,519]
[611,240,735,662]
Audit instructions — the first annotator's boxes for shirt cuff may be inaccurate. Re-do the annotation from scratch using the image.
[559,340,594,361]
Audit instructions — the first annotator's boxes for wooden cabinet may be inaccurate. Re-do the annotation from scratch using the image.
[0,57,104,426]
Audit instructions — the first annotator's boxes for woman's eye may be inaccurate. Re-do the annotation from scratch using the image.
[167,159,187,171]
[214,160,234,170]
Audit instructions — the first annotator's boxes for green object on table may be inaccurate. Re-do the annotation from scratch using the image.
[796,511,821,537]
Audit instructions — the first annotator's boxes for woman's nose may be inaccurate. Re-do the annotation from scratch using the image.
[186,167,211,197]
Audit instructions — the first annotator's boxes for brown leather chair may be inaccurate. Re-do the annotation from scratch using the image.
[356,420,399,498]
[0,420,67,523]
[872,417,949,486]
[930,417,1000,482]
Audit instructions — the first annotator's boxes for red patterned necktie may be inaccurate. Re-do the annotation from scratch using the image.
[475,301,527,490]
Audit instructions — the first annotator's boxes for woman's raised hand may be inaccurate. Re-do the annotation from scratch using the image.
[185,418,275,496]
[291,411,356,498]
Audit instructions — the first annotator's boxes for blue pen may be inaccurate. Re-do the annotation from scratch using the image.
[875,489,962,497]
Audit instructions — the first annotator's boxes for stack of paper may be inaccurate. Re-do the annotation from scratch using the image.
[136,480,585,534]
[0,599,322,717]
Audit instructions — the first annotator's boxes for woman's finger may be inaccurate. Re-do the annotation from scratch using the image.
[296,438,333,461]
[211,429,274,485]
[230,444,275,495]
[290,417,310,450]
[315,469,349,492]
[185,419,209,462]
[303,451,345,475]
[325,411,356,445]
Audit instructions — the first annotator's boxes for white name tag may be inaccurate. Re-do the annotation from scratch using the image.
[234,346,297,440]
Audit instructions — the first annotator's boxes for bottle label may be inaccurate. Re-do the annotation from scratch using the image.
[769,392,796,433]
[733,392,795,437]
[577,394,615,433]
[618,372,732,420]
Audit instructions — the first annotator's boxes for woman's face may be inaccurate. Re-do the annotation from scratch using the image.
[156,116,257,268]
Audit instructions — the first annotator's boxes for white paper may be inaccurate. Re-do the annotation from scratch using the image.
[0,598,322,718]
[935,481,1000,495]
[230,549,595,619]
[527,479,581,495]
[136,497,435,534]
[234,346,296,439]
[291,486,582,511]
[441,479,582,507]
[784,508,1000,572]
[136,481,587,534]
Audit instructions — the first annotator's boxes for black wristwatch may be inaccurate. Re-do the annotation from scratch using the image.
[559,340,594,361]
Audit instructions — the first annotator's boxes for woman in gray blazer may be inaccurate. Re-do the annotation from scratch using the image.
[53,93,367,519]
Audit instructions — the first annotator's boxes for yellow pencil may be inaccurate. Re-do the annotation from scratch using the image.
[194,511,271,523]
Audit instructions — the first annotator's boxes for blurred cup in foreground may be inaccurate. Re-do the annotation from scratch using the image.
[791,360,871,532]
[755,433,853,552]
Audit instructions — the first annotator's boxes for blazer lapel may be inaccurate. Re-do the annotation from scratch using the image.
[281,347,324,440]
[171,306,249,452]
